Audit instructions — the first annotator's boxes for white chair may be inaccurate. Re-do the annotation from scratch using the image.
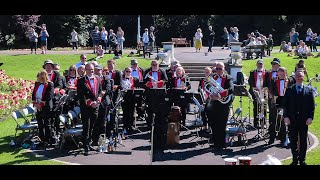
[21,104,38,125]
[59,112,83,151]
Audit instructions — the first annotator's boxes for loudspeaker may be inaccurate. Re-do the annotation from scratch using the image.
[236,72,244,85]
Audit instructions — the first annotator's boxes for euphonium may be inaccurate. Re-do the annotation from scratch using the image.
[203,75,231,104]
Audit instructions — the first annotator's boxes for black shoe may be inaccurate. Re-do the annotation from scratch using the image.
[268,139,275,145]
[84,149,89,156]
[290,161,298,165]
[299,161,307,165]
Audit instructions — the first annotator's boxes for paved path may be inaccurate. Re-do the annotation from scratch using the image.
[2,47,317,165]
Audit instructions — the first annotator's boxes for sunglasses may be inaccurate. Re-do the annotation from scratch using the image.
[152,64,157,66]
[82,58,87,60]
[85,68,93,70]
[216,68,223,70]
[70,69,76,71]
[125,71,131,73]
[272,63,278,65]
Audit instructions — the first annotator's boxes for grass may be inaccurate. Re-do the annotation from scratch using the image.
[0,53,152,81]
[0,50,319,165]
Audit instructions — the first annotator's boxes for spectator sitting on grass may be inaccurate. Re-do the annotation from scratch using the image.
[113,45,122,59]
[296,42,312,59]
[95,45,105,60]
[279,41,287,52]
[295,59,309,81]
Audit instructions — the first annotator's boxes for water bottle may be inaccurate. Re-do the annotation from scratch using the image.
[225,133,229,144]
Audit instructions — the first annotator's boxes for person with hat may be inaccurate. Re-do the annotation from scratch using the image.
[295,59,309,82]
[268,67,295,146]
[43,59,63,91]
[283,70,315,165]
[248,59,268,128]
[194,28,203,52]
[130,59,146,121]
[77,63,103,155]
[91,64,113,144]
[265,58,281,133]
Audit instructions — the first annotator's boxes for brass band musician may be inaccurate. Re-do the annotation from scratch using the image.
[265,58,281,142]
[268,67,294,145]
[168,66,191,126]
[121,67,142,133]
[198,67,212,130]
[248,59,267,128]
[144,60,168,154]
[205,62,234,150]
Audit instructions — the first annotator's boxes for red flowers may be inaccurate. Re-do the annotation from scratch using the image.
[0,70,34,118]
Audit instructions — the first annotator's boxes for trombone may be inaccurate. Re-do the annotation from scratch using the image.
[275,108,283,137]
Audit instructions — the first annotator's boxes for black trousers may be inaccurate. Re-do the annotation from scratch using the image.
[206,100,230,148]
[106,91,119,137]
[81,106,98,150]
[30,42,37,52]
[100,40,107,51]
[92,103,110,143]
[268,106,286,142]
[135,95,145,119]
[36,110,53,142]
[122,94,135,130]
[146,93,169,152]
[71,42,78,50]
[208,39,214,52]
[289,121,308,162]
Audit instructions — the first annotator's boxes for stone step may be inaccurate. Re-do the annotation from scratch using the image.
[180,62,214,66]
[188,73,204,77]
[185,69,204,73]
[183,66,208,70]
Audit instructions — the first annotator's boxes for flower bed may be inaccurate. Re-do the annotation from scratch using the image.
[0,70,34,119]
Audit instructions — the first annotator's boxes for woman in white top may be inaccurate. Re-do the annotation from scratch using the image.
[117,27,125,51]
[194,28,203,52]
[70,29,78,51]
[305,28,313,51]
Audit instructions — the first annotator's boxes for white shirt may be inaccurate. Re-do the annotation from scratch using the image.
[36,84,44,103]
[108,71,113,79]
[87,75,95,92]
[255,72,263,90]
[152,71,158,81]
[142,32,149,44]
[280,80,285,96]
[272,71,277,79]
[195,32,203,40]
[68,77,75,85]
[177,78,181,87]
[216,77,222,86]
[75,61,87,69]
[131,68,139,78]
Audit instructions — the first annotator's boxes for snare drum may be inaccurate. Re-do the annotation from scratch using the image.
[224,158,237,165]
[238,156,252,165]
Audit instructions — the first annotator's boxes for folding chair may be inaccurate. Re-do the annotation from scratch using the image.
[226,113,249,149]
[59,113,83,151]
[21,104,38,125]
[227,108,242,126]
[11,110,38,143]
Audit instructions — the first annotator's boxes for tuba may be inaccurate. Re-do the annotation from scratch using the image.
[203,75,231,104]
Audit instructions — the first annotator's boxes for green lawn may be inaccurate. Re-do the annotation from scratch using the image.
[0,51,319,165]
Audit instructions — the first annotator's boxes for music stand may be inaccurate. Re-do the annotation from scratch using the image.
[233,85,249,122]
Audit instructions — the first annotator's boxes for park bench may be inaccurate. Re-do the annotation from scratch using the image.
[171,38,191,47]
[137,45,159,58]
[242,44,266,59]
